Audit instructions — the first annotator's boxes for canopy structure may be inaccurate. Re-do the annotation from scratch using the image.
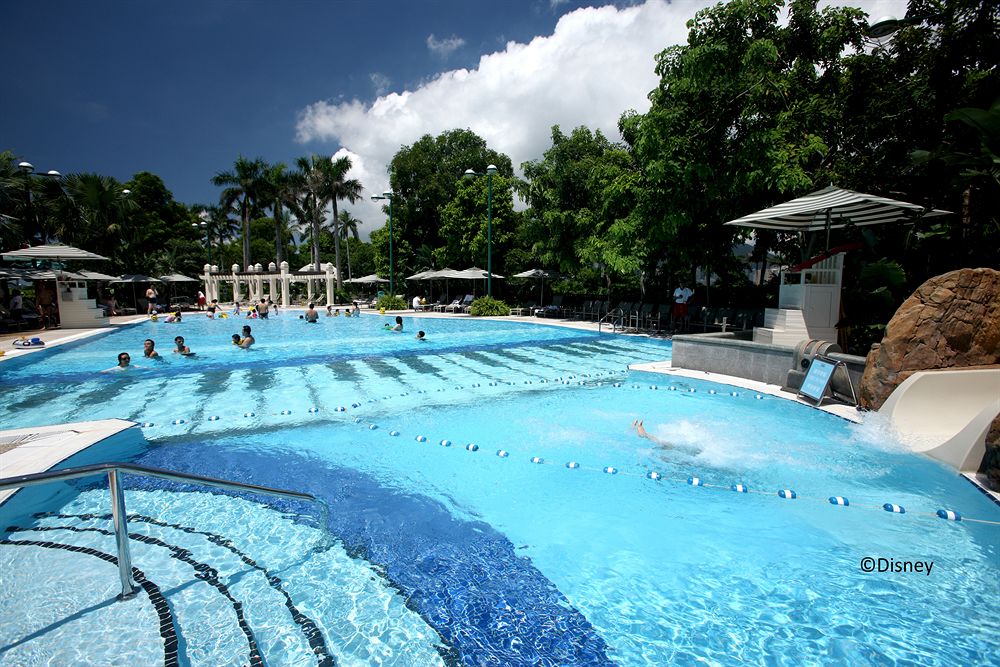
[2,243,109,261]
[723,185,952,248]
[159,273,199,283]
[406,269,440,280]
[448,267,505,280]
[724,186,951,345]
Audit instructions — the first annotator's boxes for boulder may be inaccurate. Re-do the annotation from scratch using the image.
[859,268,1000,409]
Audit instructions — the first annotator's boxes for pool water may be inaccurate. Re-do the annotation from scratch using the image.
[1,315,998,666]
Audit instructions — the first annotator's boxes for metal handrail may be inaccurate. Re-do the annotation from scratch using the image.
[0,462,328,600]
[598,308,625,333]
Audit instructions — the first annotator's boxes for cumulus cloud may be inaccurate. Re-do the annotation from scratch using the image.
[426,34,466,56]
[296,0,907,239]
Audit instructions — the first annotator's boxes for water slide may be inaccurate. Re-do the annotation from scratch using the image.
[879,368,1000,472]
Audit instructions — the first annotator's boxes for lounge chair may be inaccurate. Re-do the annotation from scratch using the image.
[444,295,471,313]
[509,301,536,316]
[459,294,477,313]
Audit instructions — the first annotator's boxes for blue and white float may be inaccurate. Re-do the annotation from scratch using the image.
[883,503,906,514]
[496,449,509,458]
[415,435,427,442]
[465,443,479,451]
[687,477,704,486]
[731,484,749,493]
[171,419,186,425]
[778,489,797,499]
[243,411,255,418]
[530,456,544,464]
[369,424,378,430]
[565,461,580,469]
[308,407,320,413]
[829,496,850,506]
[389,430,400,437]
[603,466,618,475]
[280,409,292,415]
[207,415,221,421]
[439,439,451,447]
[647,471,662,480]
[936,509,961,521]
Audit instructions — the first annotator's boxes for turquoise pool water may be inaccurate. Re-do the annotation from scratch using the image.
[1,315,998,666]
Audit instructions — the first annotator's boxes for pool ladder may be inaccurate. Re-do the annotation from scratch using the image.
[0,462,328,600]
[597,308,626,333]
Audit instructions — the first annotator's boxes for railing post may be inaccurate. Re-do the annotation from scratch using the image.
[108,469,139,600]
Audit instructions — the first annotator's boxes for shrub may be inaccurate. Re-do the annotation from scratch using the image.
[375,295,407,311]
[468,296,510,316]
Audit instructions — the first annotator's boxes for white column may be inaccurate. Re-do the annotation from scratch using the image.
[280,261,290,307]
[231,264,241,303]
[209,265,219,302]
[325,263,335,305]
[268,262,277,302]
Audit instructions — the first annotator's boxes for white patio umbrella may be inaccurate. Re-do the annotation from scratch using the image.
[723,185,951,249]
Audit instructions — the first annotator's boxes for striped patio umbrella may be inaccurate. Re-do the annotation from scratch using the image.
[723,186,951,248]
[2,243,109,261]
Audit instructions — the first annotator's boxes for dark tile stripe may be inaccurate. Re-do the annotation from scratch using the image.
[0,538,179,667]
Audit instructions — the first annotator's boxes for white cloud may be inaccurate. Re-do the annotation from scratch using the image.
[369,72,391,96]
[426,34,466,56]
[296,0,907,239]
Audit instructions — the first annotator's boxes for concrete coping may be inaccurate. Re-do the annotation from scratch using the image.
[0,419,136,504]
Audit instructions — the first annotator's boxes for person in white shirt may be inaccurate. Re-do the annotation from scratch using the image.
[412,295,422,311]
[672,282,693,331]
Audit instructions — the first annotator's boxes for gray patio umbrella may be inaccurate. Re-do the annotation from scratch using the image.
[723,185,952,249]
[344,273,389,284]
[513,269,555,306]
[109,274,162,311]
[159,273,199,283]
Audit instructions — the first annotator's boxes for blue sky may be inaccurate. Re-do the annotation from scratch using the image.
[3,0,905,236]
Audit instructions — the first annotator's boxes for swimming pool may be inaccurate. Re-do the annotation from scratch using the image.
[1,314,998,665]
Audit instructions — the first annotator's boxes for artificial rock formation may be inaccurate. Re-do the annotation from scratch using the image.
[859,267,1000,409]
[859,267,1000,488]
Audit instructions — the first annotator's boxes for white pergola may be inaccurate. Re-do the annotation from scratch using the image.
[200,261,339,307]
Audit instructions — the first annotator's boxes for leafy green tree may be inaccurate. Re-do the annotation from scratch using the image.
[436,173,517,274]
[212,156,269,269]
[383,129,513,276]
[261,162,299,266]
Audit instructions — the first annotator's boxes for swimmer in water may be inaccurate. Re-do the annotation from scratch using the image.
[631,419,700,455]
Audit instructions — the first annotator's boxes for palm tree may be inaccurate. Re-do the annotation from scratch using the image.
[59,173,136,262]
[292,155,329,271]
[262,163,300,266]
[212,156,269,269]
[321,156,363,289]
[337,209,361,281]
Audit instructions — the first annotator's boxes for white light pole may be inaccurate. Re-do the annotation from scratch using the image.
[463,164,498,297]
[370,191,395,295]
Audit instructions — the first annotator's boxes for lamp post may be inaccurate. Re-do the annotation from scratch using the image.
[463,164,498,297]
[193,210,211,265]
[17,161,62,243]
[370,191,395,295]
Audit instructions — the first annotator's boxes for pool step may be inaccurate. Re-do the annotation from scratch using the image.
[0,489,446,666]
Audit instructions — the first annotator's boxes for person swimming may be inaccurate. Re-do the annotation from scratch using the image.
[416,330,426,340]
[102,352,139,372]
[631,419,700,455]
[173,336,193,355]
[390,315,403,332]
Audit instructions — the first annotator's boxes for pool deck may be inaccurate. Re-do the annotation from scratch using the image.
[2,308,997,504]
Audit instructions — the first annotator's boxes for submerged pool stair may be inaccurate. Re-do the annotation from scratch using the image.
[0,469,451,665]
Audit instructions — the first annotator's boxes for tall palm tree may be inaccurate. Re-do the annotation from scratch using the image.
[337,209,361,281]
[59,173,136,263]
[212,156,269,269]
[292,155,329,271]
[262,163,300,266]
[321,156,363,289]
